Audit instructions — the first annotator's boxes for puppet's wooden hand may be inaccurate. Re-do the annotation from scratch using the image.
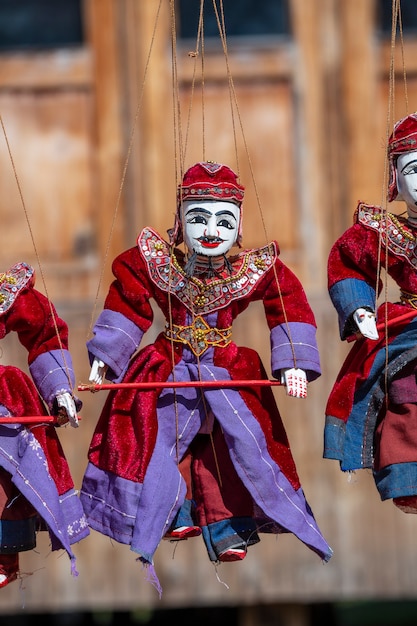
[55,392,79,428]
[89,357,108,385]
[281,368,307,398]
[352,308,378,340]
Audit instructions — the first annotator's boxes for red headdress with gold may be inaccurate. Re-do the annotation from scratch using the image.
[169,161,245,247]
[388,112,417,201]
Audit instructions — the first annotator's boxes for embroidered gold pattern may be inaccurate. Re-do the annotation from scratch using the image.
[164,316,232,356]
[400,290,417,309]
[138,226,276,314]
[0,263,34,314]
[357,204,417,269]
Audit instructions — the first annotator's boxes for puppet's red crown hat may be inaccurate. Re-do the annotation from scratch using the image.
[388,112,417,201]
[388,112,417,157]
[177,161,245,206]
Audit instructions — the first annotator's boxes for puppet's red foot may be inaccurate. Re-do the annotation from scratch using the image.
[165,526,202,540]
[218,548,246,562]
[0,553,19,588]
[393,495,417,513]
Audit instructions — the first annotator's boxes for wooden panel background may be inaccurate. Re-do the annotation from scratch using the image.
[2,0,417,616]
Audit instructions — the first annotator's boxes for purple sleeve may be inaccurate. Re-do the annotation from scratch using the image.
[270,322,321,382]
[86,309,144,382]
[29,349,81,410]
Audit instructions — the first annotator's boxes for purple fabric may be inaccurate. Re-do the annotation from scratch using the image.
[0,422,89,569]
[271,322,321,381]
[82,346,332,565]
[390,372,417,403]
[29,349,78,409]
[87,309,144,382]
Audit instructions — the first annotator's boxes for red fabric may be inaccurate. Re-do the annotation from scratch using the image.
[88,243,313,491]
[325,302,412,422]
[179,162,244,205]
[0,283,75,501]
[388,112,417,201]
[328,208,417,301]
[0,286,69,365]
[0,365,74,495]
[374,402,417,469]
[191,424,254,526]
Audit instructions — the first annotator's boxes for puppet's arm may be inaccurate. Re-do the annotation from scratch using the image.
[328,223,382,340]
[6,285,80,427]
[86,248,154,382]
[262,254,321,391]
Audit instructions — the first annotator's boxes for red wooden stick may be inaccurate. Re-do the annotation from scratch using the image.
[0,415,81,424]
[346,308,417,343]
[78,379,282,392]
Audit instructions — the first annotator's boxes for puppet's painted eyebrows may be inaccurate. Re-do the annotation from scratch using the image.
[184,206,212,217]
[215,210,238,220]
[184,206,237,219]
[401,158,417,173]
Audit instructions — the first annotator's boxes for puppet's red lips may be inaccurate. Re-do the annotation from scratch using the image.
[198,237,224,248]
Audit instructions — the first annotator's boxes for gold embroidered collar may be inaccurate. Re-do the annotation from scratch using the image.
[138,227,276,314]
[357,203,417,269]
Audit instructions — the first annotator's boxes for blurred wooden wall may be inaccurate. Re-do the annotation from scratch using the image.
[2,0,417,618]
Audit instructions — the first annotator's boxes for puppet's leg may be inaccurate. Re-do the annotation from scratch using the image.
[373,401,417,512]
[164,450,202,540]
[0,553,19,587]
[191,423,259,562]
[0,467,37,587]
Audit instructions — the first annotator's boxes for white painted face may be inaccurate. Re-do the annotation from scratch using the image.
[396,151,417,219]
[182,200,240,257]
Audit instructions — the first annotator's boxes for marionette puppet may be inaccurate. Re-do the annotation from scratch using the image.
[325,112,417,513]
[0,262,88,588]
[80,161,332,593]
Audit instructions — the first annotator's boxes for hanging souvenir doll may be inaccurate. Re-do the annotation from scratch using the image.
[325,112,417,513]
[81,161,332,592]
[0,262,88,588]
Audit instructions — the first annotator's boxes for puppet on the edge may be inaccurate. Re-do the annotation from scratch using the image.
[326,112,417,513]
[0,263,87,588]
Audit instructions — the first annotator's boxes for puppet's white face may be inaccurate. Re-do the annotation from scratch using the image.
[396,151,417,218]
[182,200,240,257]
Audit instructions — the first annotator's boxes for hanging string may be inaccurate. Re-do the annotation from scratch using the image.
[168,2,223,477]
[379,0,409,399]
[84,0,300,398]
[211,0,298,367]
[87,0,164,339]
[0,114,74,397]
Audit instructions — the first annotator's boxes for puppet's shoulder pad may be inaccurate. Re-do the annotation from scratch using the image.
[354,202,383,222]
[0,262,35,315]
[355,202,409,234]
[230,241,279,273]
[137,226,169,253]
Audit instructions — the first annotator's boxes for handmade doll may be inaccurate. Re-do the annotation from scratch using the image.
[0,262,88,588]
[81,161,332,592]
[325,112,417,513]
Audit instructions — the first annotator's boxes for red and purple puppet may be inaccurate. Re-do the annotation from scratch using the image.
[326,112,417,513]
[0,262,88,588]
[81,161,332,593]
